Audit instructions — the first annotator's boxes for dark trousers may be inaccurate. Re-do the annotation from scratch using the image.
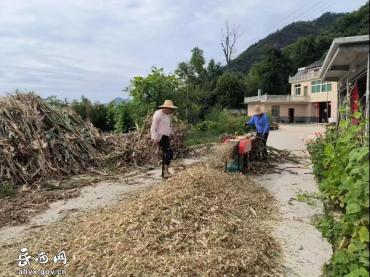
[256,132,269,158]
[159,135,173,166]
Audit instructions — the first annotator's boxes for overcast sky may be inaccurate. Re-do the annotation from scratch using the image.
[0,0,366,102]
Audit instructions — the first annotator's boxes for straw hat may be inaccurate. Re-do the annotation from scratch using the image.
[254,105,264,114]
[159,100,178,109]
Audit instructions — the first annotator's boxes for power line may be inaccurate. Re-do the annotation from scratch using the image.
[272,0,324,31]
[296,0,337,21]
[272,0,326,31]
[272,0,337,31]
[233,0,337,58]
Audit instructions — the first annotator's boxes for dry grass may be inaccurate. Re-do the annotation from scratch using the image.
[0,166,281,276]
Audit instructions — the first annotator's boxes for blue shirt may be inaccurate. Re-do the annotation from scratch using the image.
[246,113,270,133]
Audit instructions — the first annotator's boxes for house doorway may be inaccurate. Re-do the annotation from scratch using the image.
[288,108,295,123]
[319,102,331,123]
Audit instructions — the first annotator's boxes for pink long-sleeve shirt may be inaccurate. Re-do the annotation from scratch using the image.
[150,109,172,141]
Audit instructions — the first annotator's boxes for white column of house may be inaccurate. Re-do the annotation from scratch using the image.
[346,76,350,119]
[366,53,369,131]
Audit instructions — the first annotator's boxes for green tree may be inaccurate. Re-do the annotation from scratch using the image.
[70,96,113,131]
[128,67,179,107]
[45,96,68,107]
[190,47,206,81]
[70,96,93,121]
[214,72,246,108]
[176,47,208,85]
[127,67,180,125]
[108,102,134,133]
[176,62,196,84]
[260,47,292,95]
[205,59,223,90]
[283,35,331,71]
[90,103,111,132]
[175,47,209,122]
[175,48,224,122]
[244,64,263,97]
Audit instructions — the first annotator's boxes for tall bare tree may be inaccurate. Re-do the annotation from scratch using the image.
[221,21,239,65]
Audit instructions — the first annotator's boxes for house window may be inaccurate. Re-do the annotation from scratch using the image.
[321,82,332,92]
[294,84,301,95]
[271,105,280,117]
[311,80,321,93]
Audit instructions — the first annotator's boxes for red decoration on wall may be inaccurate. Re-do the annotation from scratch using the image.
[351,82,359,125]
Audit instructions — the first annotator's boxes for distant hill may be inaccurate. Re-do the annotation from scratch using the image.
[110,97,131,104]
[227,12,344,73]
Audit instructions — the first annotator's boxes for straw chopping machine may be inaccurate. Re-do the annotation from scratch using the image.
[223,135,257,174]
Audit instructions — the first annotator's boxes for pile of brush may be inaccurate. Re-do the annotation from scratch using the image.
[96,116,188,168]
[0,93,99,186]
[0,93,188,187]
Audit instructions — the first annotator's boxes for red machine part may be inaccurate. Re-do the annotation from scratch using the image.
[223,138,253,154]
[238,139,252,154]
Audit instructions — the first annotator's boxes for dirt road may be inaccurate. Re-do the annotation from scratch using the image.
[257,124,332,277]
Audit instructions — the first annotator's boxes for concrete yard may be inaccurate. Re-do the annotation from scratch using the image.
[256,123,332,277]
[267,123,326,151]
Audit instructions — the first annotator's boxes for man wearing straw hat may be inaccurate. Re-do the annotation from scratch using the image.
[150,100,178,178]
[245,105,270,159]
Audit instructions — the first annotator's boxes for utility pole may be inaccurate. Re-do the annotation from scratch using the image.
[326,86,329,123]
[336,81,341,131]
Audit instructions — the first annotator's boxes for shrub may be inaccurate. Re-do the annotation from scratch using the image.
[185,110,249,146]
[307,113,369,276]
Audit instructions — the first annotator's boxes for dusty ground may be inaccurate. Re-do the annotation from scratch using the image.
[257,123,332,277]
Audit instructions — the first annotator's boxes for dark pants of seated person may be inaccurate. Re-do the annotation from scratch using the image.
[256,132,269,159]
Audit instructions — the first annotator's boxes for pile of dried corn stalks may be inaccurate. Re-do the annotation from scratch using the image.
[96,116,187,168]
[0,93,187,187]
[0,167,281,276]
[0,93,99,186]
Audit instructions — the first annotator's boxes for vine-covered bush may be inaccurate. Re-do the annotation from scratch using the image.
[307,114,369,277]
[185,111,249,146]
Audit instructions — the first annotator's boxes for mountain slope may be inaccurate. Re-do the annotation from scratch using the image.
[227,12,344,73]
[242,3,369,97]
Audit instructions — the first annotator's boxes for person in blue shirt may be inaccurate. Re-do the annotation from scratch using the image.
[245,105,270,159]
